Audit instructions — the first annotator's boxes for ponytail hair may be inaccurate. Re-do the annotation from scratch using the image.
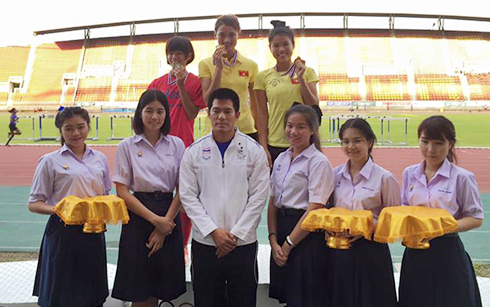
[269,20,295,46]
[284,104,321,150]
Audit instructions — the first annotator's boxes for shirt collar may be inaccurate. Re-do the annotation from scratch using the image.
[341,158,374,181]
[435,158,452,178]
[60,144,93,158]
[133,133,169,147]
[359,158,374,180]
[286,143,317,161]
[211,127,238,145]
[413,158,451,183]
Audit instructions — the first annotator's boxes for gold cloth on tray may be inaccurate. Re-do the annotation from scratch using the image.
[301,208,374,249]
[53,195,130,233]
[374,206,458,249]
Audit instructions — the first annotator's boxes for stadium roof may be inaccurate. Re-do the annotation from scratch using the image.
[33,12,490,38]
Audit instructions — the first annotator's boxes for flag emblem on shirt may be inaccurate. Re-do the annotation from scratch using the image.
[239,70,249,77]
[202,147,211,160]
[291,78,300,84]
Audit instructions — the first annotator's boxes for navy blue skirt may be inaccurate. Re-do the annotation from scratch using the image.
[269,208,329,307]
[33,215,108,307]
[325,238,397,307]
[111,192,186,302]
[399,234,482,307]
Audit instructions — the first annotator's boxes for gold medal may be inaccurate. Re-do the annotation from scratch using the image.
[172,62,183,71]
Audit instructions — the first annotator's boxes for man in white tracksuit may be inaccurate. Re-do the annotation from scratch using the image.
[179,88,269,307]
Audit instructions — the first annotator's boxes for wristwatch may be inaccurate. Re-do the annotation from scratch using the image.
[286,235,295,248]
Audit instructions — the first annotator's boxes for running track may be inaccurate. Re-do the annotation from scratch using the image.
[1,145,489,192]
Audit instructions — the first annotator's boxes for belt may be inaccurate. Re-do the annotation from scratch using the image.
[133,191,173,200]
[441,232,459,238]
[277,207,306,217]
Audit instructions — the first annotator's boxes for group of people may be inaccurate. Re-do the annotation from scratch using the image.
[26,14,484,307]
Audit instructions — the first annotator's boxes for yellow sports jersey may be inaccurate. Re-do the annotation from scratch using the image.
[254,66,319,147]
[199,51,258,134]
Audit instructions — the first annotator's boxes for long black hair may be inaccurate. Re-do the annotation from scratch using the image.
[133,90,171,136]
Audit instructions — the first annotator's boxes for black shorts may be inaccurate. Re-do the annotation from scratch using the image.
[246,132,259,142]
[267,145,289,166]
[9,123,17,132]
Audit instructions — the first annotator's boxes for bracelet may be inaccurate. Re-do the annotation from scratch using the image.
[268,233,278,240]
[286,235,295,247]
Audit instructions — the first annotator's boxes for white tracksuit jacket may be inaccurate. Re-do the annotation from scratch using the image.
[179,130,270,246]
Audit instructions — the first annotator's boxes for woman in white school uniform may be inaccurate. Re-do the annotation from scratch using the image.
[398,115,483,307]
[111,90,186,307]
[29,107,111,307]
[325,118,398,307]
[268,104,334,307]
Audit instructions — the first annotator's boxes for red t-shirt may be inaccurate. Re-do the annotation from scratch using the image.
[148,72,206,147]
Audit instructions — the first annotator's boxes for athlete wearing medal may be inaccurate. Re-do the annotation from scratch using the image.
[255,20,320,165]
[148,36,206,147]
[199,14,259,140]
[148,36,206,265]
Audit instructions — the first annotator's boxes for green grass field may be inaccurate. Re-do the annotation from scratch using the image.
[2,112,490,147]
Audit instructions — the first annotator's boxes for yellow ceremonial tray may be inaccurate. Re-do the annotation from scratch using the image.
[374,206,458,249]
[301,207,374,249]
[53,195,129,233]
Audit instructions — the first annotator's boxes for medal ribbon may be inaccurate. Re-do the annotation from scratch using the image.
[168,71,189,86]
[276,63,296,78]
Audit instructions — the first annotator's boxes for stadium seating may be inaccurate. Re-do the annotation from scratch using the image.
[365,75,410,101]
[75,77,112,103]
[2,33,490,106]
[0,46,30,82]
[0,92,8,103]
[467,73,490,100]
[12,42,82,105]
[319,75,361,101]
[414,74,463,100]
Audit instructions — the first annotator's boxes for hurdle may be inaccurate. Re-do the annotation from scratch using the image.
[34,114,99,142]
[106,114,134,141]
[325,115,409,145]
[12,115,36,141]
[86,115,99,141]
[34,114,58,141]
[377,116,409,146]
[326,114,366,143]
